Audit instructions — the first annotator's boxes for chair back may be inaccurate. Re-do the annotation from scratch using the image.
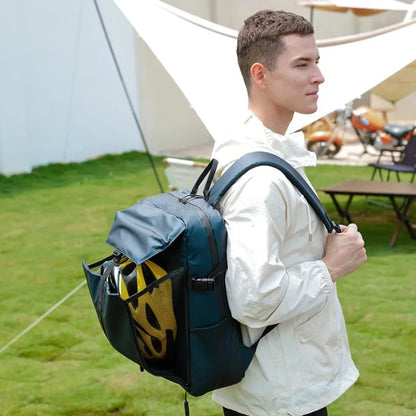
[402,135,416,167]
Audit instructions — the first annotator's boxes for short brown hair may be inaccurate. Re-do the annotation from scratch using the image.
[237,10,314,91]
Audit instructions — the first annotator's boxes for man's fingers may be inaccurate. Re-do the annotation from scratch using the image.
[346,223,358,232]
[338,224,348,233]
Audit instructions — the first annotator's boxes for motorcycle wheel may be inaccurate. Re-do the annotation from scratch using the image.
[306,140,341,158]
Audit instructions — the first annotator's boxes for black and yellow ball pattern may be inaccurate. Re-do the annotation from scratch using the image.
[119,258,177,360]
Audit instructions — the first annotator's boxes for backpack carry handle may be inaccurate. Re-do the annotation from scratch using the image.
[191,158,218,199]
[208,151,340,234]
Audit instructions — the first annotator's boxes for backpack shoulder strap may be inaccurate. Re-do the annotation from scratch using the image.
[207,151,340,234]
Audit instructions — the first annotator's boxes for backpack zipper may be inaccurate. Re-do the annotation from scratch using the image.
[173,193,219,268]
[173,193,219,396]
[186,199,219,267]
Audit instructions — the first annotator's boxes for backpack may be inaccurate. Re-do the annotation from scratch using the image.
[82,151,339,413]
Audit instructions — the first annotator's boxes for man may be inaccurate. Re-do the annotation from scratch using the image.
[211,10,367,416]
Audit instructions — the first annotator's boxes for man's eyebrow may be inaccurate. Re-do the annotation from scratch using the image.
[293,55,320,63]
[295,55,320,61]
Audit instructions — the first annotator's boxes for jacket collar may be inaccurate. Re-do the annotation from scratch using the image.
[213,111,316,172]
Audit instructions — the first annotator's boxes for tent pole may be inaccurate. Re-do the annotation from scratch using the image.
[93,0,164,193]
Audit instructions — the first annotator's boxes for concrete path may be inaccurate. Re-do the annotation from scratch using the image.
[166,139,398,167]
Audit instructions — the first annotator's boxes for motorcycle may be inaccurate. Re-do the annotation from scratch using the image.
[305,103,415,159]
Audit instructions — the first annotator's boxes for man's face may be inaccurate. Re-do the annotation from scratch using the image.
[263,33,324,116]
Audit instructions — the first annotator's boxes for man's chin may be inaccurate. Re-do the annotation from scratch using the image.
[298,106,318,115]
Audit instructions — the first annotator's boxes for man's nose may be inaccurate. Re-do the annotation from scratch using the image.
[314,66,325,84]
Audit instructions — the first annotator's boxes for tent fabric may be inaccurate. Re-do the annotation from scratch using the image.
[114,0,416,138]
[115,0,245,144]
[298,0,412,15]
[310,20,416,126]
[331,0,411,11]
[371,60,416,103]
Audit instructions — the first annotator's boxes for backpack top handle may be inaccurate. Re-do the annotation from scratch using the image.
[190,158,218,200]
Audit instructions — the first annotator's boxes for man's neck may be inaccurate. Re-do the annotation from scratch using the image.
[248,100,293,135]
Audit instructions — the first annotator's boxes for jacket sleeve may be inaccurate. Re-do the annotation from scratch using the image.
[220,166,334,330]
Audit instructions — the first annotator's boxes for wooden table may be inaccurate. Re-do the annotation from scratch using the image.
[320,180,416,246]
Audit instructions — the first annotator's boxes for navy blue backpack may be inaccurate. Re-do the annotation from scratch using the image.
[82,151,339,413]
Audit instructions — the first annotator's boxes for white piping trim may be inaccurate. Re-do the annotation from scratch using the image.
[301,195,313,242]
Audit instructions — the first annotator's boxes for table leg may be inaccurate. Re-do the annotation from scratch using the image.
[329,194,354,224]
[388,196,416,247]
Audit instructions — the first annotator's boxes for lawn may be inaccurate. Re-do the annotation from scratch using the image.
[0,152,414,416]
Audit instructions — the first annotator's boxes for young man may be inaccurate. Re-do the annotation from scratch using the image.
[211,10,367,416]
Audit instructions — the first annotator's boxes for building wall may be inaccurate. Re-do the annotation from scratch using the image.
[0,0,142,175]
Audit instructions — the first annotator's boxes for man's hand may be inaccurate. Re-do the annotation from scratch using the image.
[322,223,367,282]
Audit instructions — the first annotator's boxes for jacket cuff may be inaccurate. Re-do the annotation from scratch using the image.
[318,260,334,291]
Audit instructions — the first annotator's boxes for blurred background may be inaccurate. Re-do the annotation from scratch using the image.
[1,0,415,175]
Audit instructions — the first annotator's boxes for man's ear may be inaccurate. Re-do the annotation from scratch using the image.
[250,63,267,90]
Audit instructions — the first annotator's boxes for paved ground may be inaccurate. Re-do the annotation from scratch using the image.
[315,141,391,166]
[167,139,397,167]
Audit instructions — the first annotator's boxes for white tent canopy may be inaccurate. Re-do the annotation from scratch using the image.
[308,21,416,126]
[299,0,413,15]
[114,0,416,137]
[371,60,416,103]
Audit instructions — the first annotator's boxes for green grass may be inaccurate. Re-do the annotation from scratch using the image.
[0,152,415,415]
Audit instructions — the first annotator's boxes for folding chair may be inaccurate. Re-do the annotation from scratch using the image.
[370,135,416,183]
[367,135,416,209]
[374,124,415,164]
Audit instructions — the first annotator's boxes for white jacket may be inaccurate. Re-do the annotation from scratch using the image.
[211,113,358,416]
